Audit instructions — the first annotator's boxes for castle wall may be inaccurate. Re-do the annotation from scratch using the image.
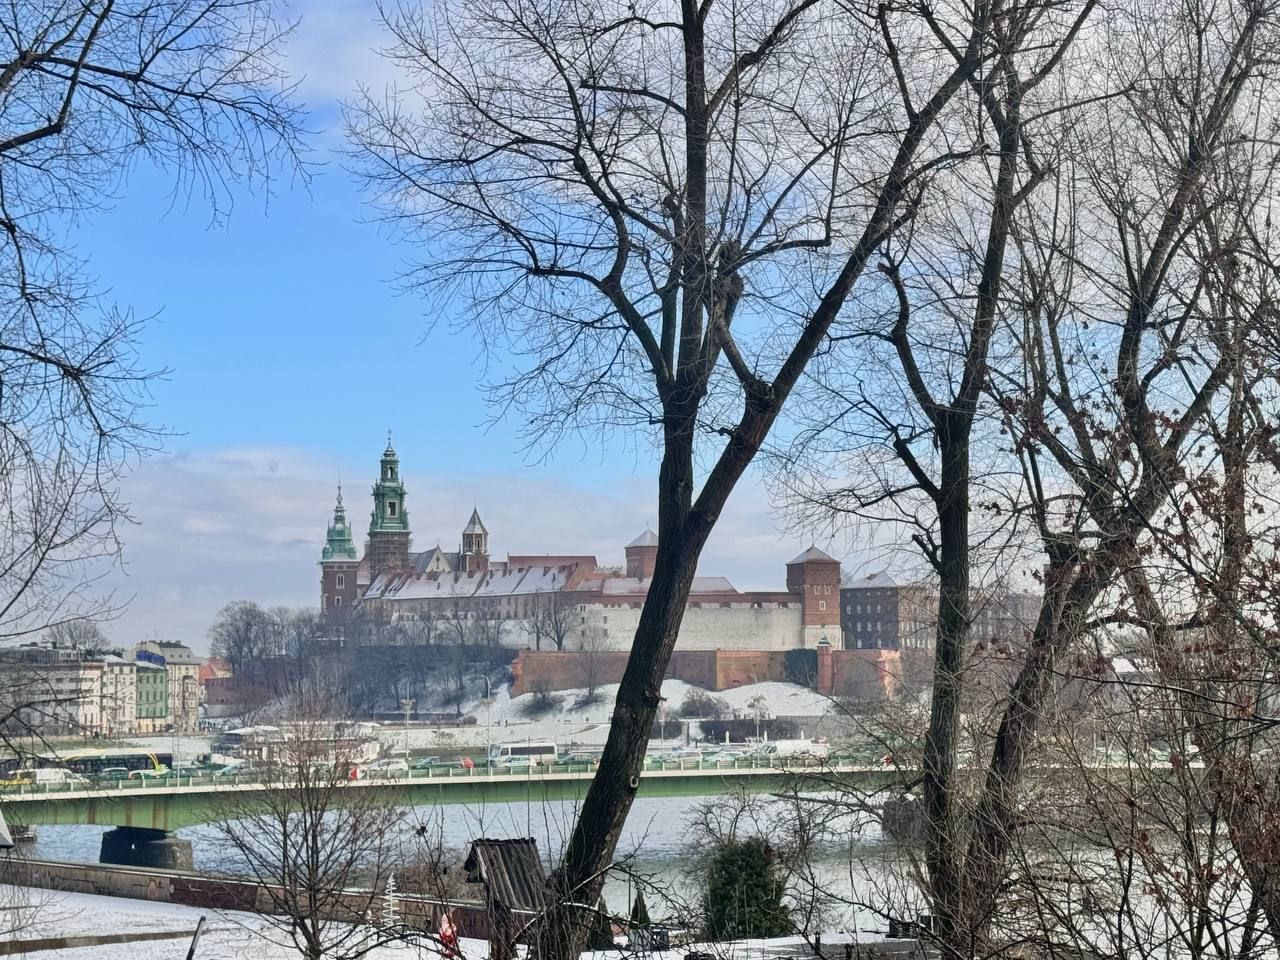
[510,648,791,695]
[576,601,804,651]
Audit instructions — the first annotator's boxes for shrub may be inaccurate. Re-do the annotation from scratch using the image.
[678,689,730,719]
[521,680,563,718]
[703,837,792,941]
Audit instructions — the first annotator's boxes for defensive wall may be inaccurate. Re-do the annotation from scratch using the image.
[578,601,805,652]
[510,646,923,700]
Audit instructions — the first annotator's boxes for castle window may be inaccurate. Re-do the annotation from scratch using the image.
[819,600,826,611]
[334,596,342,607]
[336,574,345,589]
[388,501,398,517]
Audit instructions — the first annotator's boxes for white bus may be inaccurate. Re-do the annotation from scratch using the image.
[488,741,558,766]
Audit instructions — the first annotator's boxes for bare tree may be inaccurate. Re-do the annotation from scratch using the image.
[773,0,1280,952]
[44,620,107,652]
[208,600,272,675]
[210,692,406,960]
[346,0,1022,951]
[576,626,610,705]
[526,588,575,652]
[0,0,301,646]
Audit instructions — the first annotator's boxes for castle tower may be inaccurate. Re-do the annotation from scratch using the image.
[320,485,360,617]
[786,546,841,647]
[625,529,659,579]
[461,507,489,574]
[367,438,412,582]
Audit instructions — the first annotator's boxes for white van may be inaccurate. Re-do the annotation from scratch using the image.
[753,739,830,762]
[488,741,557,766]
[30,767,89,785]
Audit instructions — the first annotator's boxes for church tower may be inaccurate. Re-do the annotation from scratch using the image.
[320,485,359,617]
[367,438,412,582]
[461,508,489,574]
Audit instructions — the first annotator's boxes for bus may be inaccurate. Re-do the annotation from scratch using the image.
[0,747,171,779]
[488,741,558,766]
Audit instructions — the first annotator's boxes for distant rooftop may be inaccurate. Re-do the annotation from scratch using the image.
[627,529,659,548]
[787,545,838,565]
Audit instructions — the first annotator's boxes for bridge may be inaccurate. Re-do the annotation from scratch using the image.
[0,760,904,869]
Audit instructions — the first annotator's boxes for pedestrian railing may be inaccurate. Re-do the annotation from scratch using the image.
[0,756,861,796]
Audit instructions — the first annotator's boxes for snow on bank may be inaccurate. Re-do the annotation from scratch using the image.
[5,887,890,960]
[3,886,486,959]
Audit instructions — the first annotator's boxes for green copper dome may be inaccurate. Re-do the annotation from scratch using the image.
[321,485,359,562]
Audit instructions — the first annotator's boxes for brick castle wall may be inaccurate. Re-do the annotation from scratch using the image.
[512,647,898,700]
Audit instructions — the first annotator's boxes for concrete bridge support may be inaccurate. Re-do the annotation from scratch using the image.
[99,827,193,871]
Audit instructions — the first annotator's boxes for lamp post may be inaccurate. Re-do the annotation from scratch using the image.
[400,698,415,757]
[466,676,492,766]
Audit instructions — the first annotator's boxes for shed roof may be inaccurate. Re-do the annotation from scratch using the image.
[463,838,547,911]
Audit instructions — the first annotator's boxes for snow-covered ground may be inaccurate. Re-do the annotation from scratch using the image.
[116,679,831,757]
[412,678,832,751]
[3,887,892,960]
[4,886,490,959]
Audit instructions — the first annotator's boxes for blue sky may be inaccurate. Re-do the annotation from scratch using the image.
[76,0,854,651]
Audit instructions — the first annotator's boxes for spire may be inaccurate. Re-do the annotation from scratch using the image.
[461,507,489,573]
[322,485,358,562]
[463,507,488,535]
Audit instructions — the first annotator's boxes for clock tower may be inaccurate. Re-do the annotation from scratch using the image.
[367,438,412,582]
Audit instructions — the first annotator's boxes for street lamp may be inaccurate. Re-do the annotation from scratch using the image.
[465,675,492,767]
[399,698,416,757]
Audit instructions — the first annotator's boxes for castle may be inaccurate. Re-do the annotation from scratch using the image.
[318,442,843,651]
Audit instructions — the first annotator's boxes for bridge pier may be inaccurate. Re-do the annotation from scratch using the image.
[99,827,193,871]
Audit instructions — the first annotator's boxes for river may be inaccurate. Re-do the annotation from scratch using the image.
[25,792,916,930]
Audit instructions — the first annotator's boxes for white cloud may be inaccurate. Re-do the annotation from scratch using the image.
[97,445,854,654]
[283,0,404,113]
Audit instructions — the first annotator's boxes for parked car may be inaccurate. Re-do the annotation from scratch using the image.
[554,753,598,767]
[652,748,702,764]
[96,767,132,782]
[704,751,745,764]
[127,768,167,781]
[409,756,441,770]
[368,758,409,778]
[494,756,534,770]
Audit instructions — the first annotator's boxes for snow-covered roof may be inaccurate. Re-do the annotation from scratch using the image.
[368,561,585,601]
[846,570,898,589]
[599,575,738,595]
[787,545,838,565]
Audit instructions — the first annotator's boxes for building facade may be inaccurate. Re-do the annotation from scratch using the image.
[840,571,1040,651]
[319,444,844,652]
[97,655,137,737]
[133,641,201,732]
[134,658,170,734]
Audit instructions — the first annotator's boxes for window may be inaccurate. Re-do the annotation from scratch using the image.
[334,596,342,607]
[336,573,345,589]
[388,501,398,517]
[819,600,826,611]
[876,603,882,613]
